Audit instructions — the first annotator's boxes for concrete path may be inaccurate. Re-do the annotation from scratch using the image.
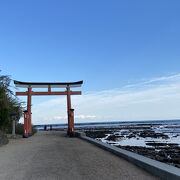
[0,131,159,180]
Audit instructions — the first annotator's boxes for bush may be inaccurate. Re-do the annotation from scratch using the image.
[0,72,23,131]
[6,123,37,136]
[32,125,37,135]
[15,123,24,135]
[0,130,9,145]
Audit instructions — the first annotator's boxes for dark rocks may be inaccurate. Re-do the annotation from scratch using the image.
[105,135,117,141]
[145,142,178,147]
[173,134,179,138]
[117,145,180,168]
[120,130,129,136]
[105,134,123,141]
[127,133,136,138]
[139,130,169,139]
[85,130,112,139]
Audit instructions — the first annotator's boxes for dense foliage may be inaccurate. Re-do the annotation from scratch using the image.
[0,72,23,131]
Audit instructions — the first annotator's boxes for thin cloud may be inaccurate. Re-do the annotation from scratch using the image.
[123,73,180,89]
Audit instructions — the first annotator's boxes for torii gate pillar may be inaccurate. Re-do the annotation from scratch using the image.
[23,110,29,138]
[67,86,75,136]
[27,87,32,135]
[70,108,75,136]
[67,86,71,135]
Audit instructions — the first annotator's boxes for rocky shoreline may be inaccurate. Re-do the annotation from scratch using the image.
[84,126,180,168]
[118,145,180,168]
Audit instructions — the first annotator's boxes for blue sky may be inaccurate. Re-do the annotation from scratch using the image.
[0,1,180,124]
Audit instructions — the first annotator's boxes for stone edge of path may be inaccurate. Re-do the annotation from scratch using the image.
[75,132,180,180]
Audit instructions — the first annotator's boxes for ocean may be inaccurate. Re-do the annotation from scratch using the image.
[34,119,180,131]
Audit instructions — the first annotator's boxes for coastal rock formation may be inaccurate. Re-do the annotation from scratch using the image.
[139,130,169,139]
[118,144,180,168]
[105,134,123,141]
[85,130,112,139]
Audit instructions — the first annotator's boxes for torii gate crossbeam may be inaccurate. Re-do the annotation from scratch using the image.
[14,80,83,137]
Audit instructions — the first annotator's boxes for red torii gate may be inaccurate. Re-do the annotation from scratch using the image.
[14,80,83,137]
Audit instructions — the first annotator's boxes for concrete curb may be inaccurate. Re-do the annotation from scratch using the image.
[76,132,180,180]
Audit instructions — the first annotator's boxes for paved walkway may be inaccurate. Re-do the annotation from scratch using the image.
[0,131,159,180]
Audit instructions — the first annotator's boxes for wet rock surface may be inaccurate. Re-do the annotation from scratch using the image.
[105,134,124,141]
[117,145,180,168]
[85,130,112,139]
[139,130,169,139]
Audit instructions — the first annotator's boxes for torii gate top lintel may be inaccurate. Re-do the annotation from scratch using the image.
[14,80,83,137]
[14,80,83,88]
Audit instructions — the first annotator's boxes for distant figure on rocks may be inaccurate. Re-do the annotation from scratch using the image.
[44,125,47,131]
[50,125,52,131]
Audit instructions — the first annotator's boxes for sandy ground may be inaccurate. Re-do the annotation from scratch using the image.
[0,131,159,180]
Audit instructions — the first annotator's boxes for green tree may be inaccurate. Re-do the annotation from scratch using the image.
[0,72,23,131]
